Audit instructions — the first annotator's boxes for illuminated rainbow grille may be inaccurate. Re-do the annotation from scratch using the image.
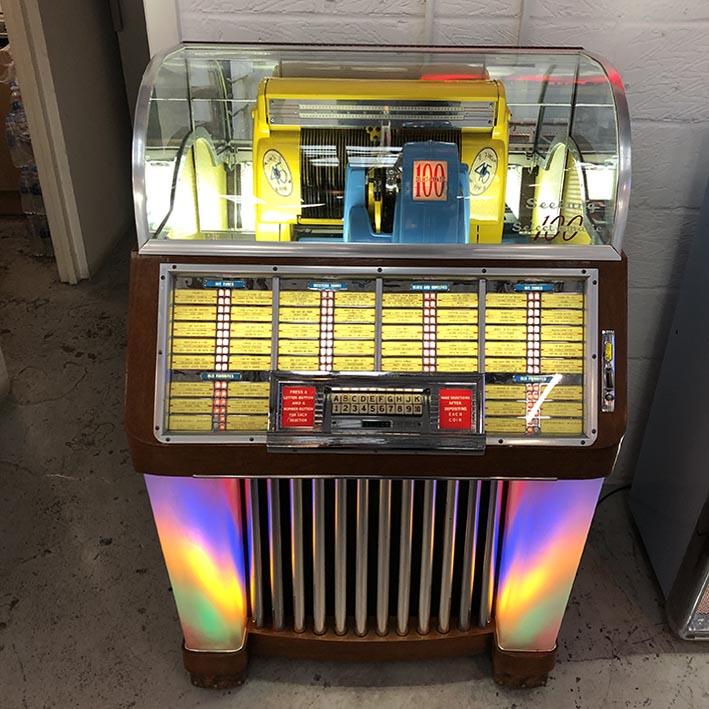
[495,478,602,651]
[145,475,248,651]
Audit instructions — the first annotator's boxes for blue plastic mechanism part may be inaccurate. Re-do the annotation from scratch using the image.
[343,141,469,245]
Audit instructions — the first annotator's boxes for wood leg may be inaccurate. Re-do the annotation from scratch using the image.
[183,644,249,689]
[491,642,556,688]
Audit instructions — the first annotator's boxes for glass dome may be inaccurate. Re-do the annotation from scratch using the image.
[133,43,630,259]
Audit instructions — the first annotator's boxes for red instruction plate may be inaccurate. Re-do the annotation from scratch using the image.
[281,385,317,428]
[438,388,473,430]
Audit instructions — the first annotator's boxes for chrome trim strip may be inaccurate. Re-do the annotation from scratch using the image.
[312,478,326,635]
[139,239,622,262]
[458,479,481,631]
[245,479,263,627]
[334,478,347,635]
[396,480,414,636]
[376,479,392,636]
[355,479,369,636]
[479,480,503,627]
[290,478,305,633]
[418,479,436,635]
[267,479,284,630]
[438,479,459,634]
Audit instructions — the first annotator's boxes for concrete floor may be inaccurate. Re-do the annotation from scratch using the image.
[1,216,708,708]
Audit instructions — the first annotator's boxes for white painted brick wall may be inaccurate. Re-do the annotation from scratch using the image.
[161,0,709,482]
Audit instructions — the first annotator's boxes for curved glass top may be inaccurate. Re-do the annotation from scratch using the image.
[133,43,630,259]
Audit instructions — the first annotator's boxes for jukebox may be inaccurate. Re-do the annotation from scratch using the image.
[125,44,630,688]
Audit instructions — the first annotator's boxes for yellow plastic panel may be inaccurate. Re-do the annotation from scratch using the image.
[226,415,269,431]
[436,357,478,372]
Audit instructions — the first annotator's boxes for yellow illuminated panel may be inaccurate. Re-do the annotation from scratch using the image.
[542,418,583,434]
[228,355,272,370]
[169,398,214,414]
[335,292,376,306]
[174,290,217,304]
[228,382,270,396]
[487,401,526,416]
[278,323,320,339]
[335,308,375,323]
[437,309,477,324]
[280,291,321,305]
[486,294,526,308]
[485,357,527,372]
[542,326,583,341]
[541,293,583,309]
[542,401,583,417]
[548,385,583,400]
[486,417,526,433]
[381,325,423,339]
[382,293,423,307]
[382,341,422,356]
[227,399,270,415]
[540,342,584,358]
[437,293,478,308]
[173,322,216,337]
[333,340,375,355]
[437,325,478,340]
[333,324,375,338]
[172,339,217,354]
[485,341,526,357]
[436,357,478,372]
[231,291,272,305]
[172,355,214,370]
[278,355,319,370]
[333,357,375,370]
[230,339,272,355]
[486,309,527,324]
[231,323,272,338]
[170,381,213,397]
[485,325,527,340]
[173,306,217,321]
[169,415,213,431]
[437,341,477,356]
[278,307,321,322]
[541,310,583,325]
[226,415,269,431]
[229,306,273,321]
[278,339,320,355]
[382,309,423,324]
[486,384,525,399]
[382,357,421,371]
[540,359,583,374]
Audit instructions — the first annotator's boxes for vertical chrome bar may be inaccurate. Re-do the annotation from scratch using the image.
[334,478,347,635]
[355,479,369,636]
[479,480,504,627]
[312,478,326,635]
[459,479,481,631]
[245,479,263,627]
[397,480,414,635]
[290,479,305,633]
[438,479,459,634]
[376,479,392,635]
[418,479,436,635]
[266,479,284,630]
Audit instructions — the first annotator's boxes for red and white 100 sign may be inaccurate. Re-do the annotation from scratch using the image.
[412,160,448,201]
